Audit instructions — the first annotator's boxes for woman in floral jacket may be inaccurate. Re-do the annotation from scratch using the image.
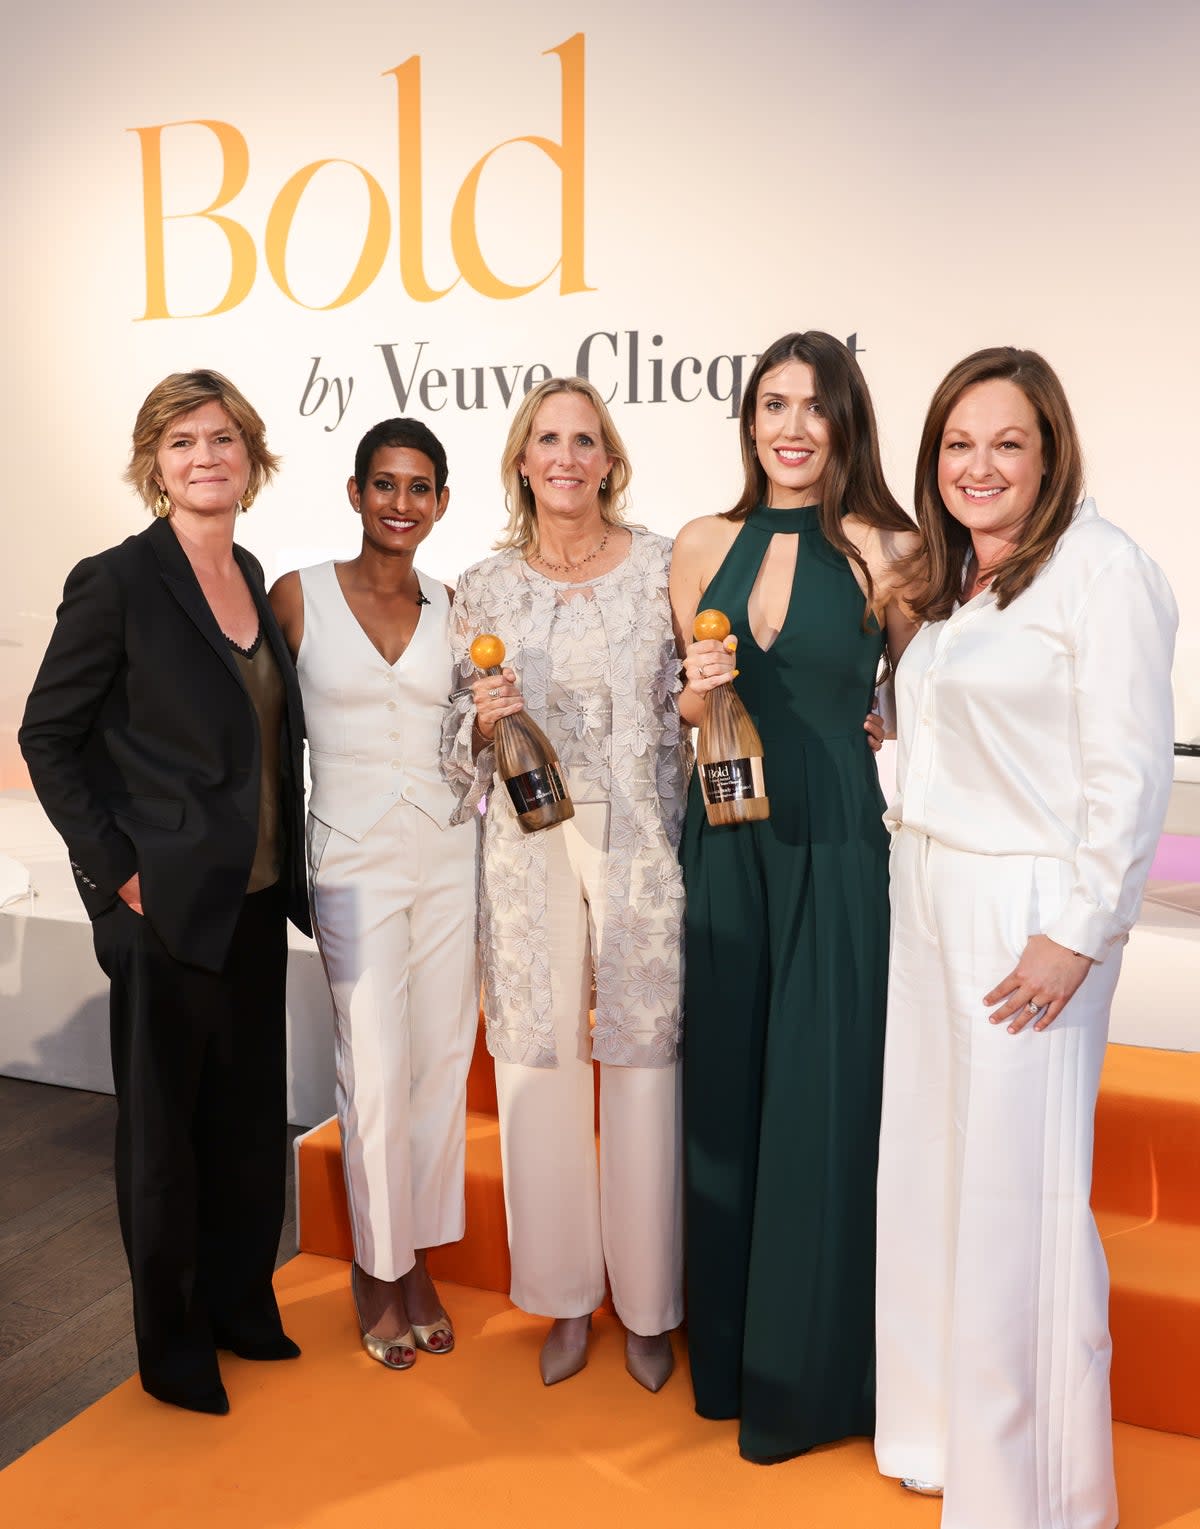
[442,378,686,1394]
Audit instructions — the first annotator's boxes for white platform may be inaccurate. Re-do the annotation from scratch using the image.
[1165,750,1200,835]
[0,791,336,1127]
[1109,883,1200,1051]
[2,758,1198,1130]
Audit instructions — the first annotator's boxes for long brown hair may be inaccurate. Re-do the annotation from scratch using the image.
[728,331,911,620]
[909,347,1084,622]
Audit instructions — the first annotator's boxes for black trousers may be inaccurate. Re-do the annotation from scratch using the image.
[93,884,289,1400]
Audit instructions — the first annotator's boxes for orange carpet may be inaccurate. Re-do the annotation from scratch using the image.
[2,1255,1199,1529]
[299,1034,1200,1438]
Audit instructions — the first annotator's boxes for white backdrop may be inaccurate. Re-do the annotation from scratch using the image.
[3,0,1198,786]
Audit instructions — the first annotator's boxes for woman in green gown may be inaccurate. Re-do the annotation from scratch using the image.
[669,331,919,1462]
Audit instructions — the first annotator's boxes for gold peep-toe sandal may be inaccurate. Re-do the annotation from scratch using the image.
[361,1328,417,1369]
[411,1313,455,1354]
[351,1264,416,1370]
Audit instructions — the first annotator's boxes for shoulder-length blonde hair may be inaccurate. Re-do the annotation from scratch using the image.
[496,377,632,552]
[125,369,280,511]
[909,347,1084,622]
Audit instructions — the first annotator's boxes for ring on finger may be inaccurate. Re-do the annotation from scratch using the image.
[488,687,500,698]
[1025,999,1042,1016]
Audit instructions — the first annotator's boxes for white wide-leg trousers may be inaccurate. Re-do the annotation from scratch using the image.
[493,803,684,1336]
[309,802,479,1282]
[876,829,1121,1529]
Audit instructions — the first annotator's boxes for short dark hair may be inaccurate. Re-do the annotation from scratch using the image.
[353,418,449,494]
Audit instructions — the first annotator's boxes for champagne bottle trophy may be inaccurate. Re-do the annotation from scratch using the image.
[470,634,575,834]
[693,609,770,826]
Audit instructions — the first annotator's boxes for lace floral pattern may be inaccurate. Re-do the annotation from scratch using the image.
[546,591,612,796]
[440,530,688,1069]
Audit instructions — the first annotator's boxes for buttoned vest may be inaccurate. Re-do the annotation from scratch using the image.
[298,561,459,838]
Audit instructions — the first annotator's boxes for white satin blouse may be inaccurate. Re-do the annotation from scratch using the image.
[887,499,1178,961]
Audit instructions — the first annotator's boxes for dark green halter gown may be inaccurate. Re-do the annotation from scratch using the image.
[681,504,889,1462]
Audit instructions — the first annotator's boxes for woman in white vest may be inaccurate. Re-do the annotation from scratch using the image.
[270,418,478,1370]
[874,348,1177,1527]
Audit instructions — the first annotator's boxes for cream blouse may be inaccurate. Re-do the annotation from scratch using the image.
[887,499,1178,961]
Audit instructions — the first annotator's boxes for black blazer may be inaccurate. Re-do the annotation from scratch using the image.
[19,516,311,971]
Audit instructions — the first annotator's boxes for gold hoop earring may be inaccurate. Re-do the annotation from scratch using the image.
[153,491,171,518]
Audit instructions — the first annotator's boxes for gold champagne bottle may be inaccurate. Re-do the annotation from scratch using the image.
[693,609,770,826]
[470,633,575,834]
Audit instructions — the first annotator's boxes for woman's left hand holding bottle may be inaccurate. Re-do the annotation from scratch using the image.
[683,635,738,693]
[472,668,525,741]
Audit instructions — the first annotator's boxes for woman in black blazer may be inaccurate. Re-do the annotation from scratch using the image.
[19,370,311,1415]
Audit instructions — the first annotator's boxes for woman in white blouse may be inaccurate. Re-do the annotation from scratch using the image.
[874,348,1177,1529]
[441,378,686,1392]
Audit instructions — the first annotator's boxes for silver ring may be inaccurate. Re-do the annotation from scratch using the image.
[488,687,500,698]
[1026,999,1041,1015]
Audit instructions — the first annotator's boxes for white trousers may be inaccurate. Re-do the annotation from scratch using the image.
[876,829,1121,1529]
[309,801,479,1282]
[493,804,684,1335]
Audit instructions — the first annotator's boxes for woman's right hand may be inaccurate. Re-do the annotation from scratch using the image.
[472,668,524,741]
[683,636,737,693]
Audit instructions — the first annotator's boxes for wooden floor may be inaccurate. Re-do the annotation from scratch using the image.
[0,1076,301,1470]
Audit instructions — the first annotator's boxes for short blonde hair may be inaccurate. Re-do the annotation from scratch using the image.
[496,377,632,551]
[125,369,280,510]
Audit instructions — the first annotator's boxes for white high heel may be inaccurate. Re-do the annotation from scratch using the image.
[901,1479,944,1497]
[539,1315,591,1386]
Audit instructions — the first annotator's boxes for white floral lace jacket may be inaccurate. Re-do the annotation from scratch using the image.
[440,529,688,1070]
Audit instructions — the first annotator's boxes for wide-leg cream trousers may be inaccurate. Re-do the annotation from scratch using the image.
[876,829,1122,1529]
[493,804,684,1336]
[309,802,479,1282]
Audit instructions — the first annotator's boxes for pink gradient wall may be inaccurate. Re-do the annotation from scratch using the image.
[2,0,1197,785]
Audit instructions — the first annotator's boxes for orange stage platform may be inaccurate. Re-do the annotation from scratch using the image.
[2,1257,1199,1529]
[3,1032,1198,1527]
[298,1030,1200,1440]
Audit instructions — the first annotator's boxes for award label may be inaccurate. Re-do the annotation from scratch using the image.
[506,762,569,816]
[700,756,765,805]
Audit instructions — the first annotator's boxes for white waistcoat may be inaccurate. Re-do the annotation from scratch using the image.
[298,561,460,839]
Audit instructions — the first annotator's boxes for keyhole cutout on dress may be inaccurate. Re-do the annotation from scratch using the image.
[746,533,799,652]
